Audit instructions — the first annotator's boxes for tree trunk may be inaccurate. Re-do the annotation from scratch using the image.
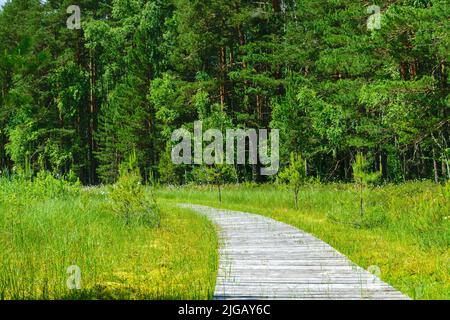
[360,184,364,218]
[237,25,247,69]
[256,94,262,121]
[219,46,226,110]
[272,0,281,13]
[409,61,417,79]
[88,48,98,185]
[294,190,298,210]
[433,149,439,183]
[445,159,450,180]
[304,160,308,177]
[402,152,407,181]
[381,151,388,180]
[440,61,449,180]
[442,160,447,180]
[400,62,407,80]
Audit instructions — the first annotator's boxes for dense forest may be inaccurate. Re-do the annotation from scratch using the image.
[0,0,448,185]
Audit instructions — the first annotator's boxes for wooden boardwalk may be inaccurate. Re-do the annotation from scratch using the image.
[181,204,409,300]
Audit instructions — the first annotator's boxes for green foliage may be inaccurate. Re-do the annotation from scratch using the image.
[158,144,182,185]
[353,152,383,187]
[192,164,237,203]
[193,165,237,186]
[352,152,382,218]
[0,0,448,301]
[0,0,448,184]
[109,151,160,227]
[0,171,79,207]
[278,152,307,209]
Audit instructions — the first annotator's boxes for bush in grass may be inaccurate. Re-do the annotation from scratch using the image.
[192,164,237,203]
[33,170,80,198]
[158,144,183,185]
[0,169,79,205]
[278,152,307,209]
[109,151,160,227]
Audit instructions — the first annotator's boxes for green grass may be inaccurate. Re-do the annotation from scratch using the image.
[0,178,218,300]
[157,181,450,300]
[1,175,448,300]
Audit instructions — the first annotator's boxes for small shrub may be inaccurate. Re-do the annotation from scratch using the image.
[33,170,80,198]
[192,164,237,203]
[109,151,160,227]
[0,170,79,204]
[278,152,307,209]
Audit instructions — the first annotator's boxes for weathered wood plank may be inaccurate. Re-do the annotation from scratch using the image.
[180,204,410,300]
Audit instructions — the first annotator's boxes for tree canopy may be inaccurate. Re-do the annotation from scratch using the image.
[0,0,448,184]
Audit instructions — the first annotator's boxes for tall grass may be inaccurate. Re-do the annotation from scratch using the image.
[158,181,450,300]
[0,176,218,300]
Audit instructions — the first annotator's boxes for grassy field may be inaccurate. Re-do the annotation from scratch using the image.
[0,176,218,300]
[157,181,450,300]
[1,174,448,300]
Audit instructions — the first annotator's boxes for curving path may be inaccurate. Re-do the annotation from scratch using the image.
[180,204,409,300]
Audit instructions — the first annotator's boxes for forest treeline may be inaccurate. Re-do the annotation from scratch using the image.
[0,0,448,185]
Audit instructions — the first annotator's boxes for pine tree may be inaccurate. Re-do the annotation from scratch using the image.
[278,152,307,209]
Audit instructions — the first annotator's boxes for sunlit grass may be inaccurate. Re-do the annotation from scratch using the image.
[0,179,218,300]
[1,176,448,300]
[157,181,450,300]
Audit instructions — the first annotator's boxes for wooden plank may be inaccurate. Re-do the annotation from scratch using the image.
[180,204,410,300]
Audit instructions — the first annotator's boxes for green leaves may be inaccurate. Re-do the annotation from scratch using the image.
[109,150,160,227]
[352,152,382,218]
[279,153,307,186]
[352,152,382,187]
[278,152,307,209]
[0,0,448,184]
